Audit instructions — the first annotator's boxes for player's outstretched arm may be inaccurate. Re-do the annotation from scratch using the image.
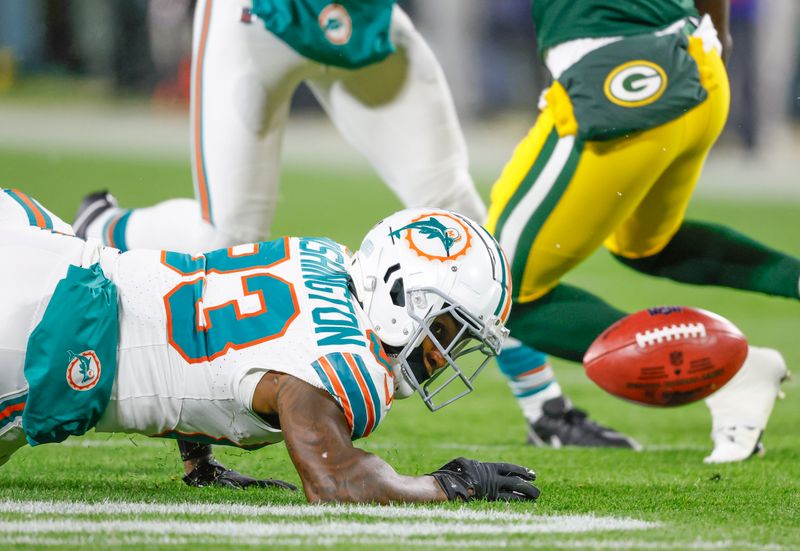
[271,374,539,504]
[275,374,442,503]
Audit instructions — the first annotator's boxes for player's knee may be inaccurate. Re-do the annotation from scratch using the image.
[388,6,440,84]
[232,73,269,134]
[611,251,662,275]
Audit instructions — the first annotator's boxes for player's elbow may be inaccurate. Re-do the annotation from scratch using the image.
[301,471,386,504]
[302,482,363,504]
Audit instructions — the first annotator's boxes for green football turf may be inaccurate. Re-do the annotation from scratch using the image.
[0,149,798,549]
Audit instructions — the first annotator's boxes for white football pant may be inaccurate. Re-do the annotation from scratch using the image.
[120,1,485,252]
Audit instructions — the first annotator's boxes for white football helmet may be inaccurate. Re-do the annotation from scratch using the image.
[348,208,512,411]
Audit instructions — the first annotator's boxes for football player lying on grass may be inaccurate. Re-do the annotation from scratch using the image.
[0,189,538,503]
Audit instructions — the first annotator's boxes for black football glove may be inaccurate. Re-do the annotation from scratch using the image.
[430,457,539,502]
[183,459,298,491]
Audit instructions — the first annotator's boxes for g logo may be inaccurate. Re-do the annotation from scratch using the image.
[604,61,667,107]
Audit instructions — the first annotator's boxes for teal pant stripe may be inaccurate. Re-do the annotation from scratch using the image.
[112,210,133,252]
[31,196,53,230]
[103,210,133,251]
[0,393,27,431]
[3,189,53,230]
[352,354,382,433]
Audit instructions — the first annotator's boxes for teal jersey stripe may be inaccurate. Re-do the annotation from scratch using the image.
[0,392,27,431]
[326,353,370,439]
[3,189,53,229]
[494,127,560,242]
[311,360,337,397]
[351,354,382,433]
[367,331,393,375]
[510,138,585,293]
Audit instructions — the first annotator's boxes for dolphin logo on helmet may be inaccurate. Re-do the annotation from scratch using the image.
[389,212,472,262]
[389,217,461,256]
[349,208,511,411]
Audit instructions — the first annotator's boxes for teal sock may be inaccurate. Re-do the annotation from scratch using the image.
[496,339,562,423]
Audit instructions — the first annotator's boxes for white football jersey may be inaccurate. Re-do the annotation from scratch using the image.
[94,237,395,447]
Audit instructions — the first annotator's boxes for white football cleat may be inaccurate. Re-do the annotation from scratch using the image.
[703,346,789,464]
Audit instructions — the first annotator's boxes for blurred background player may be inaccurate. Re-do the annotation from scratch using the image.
[74,0,638,454]
[486,0,795,462]
[2,189,540,503]
[76,0,487,250]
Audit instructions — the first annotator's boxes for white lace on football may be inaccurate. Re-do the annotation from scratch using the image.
[634,323,707,348]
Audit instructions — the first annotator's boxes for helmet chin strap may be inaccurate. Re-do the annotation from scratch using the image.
[393,368,416,399]
[387,343,429,399]
[405,345,431,385]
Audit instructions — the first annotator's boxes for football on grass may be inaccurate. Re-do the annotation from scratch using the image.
[583,306,748,407]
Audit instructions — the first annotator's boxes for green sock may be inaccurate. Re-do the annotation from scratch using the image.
[614,220,800,299]
[507,284,627,363]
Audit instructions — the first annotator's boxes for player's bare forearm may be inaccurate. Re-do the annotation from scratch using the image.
[695,0,732,61]
[275,375,446,503]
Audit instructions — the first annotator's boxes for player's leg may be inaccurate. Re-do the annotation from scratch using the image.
[0,197,90,466]
[602,49,792,461]
[485,107,689,447]
[486,101,688,360]
[81,0,299,252]
[305,7,593,445]
[305,6,486,222]
[703,346,788,463]
[606,40,800,299]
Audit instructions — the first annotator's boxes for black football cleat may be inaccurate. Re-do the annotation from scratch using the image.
[528,396,642,450]
[73,190,118,239]
[183,458,298,491]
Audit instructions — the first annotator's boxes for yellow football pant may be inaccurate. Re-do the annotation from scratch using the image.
[486,38,730,304]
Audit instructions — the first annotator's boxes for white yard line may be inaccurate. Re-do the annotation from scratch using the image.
[0,518,652,537]
[0,500,649,526]
[0,534,785,550]
[58,438,708,453]
[0,501,784,550]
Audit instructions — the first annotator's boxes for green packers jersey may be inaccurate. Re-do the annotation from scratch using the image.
[532,0,698,52]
